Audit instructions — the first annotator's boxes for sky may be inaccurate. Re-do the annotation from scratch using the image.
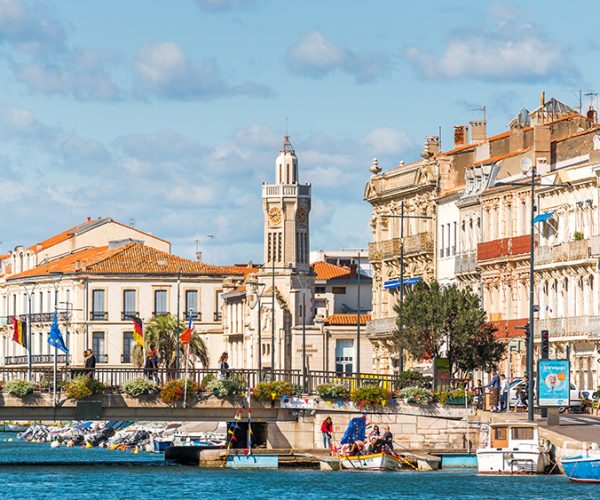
[0,0,598,264]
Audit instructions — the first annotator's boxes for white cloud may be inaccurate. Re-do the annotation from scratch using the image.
[134,41,273,100]
[286,30,390,84]
[362,127,414,155]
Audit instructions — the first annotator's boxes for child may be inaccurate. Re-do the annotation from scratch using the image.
[515,387,526,412]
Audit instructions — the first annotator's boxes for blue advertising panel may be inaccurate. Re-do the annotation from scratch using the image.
[537,359,570,407]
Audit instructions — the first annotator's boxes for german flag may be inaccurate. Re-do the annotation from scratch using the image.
[132,316,144,347]
[11,317,27,348]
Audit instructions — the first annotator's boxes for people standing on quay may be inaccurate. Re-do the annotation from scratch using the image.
[382,425,393,450]
[219,352,229,380]
[321,416,333,449]
[500,374,509,412]
[474,380,483,409]
[486,369,501,412]
[84,349,96,378]
[145,343,159,384]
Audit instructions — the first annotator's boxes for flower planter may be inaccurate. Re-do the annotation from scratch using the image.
[446,397,466,405]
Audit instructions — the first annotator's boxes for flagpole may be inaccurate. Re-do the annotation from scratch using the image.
[53,306,57,407]
[183,343,190,408]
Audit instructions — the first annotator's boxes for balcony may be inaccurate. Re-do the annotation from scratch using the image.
[1,312,71,324]
[97,354,109,363]
[477,235,533,262]
[90,311,108,321]
[121,311,139,321]
[4,354,70,365]
[368,233,434,262]
[365,317,396,339]
[535,239,591,266]
[262,184,311,198]
[214,312,222,322]
[185,312,201,321]
[455,251,477,275]
[536,316,600,339]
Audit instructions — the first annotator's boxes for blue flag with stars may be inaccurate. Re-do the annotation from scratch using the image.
[48,311,68,354]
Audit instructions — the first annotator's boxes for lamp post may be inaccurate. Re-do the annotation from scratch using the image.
[49,271,64,407]
[23,282,37,381]
[271,256,276,380]
[176,271,181,374]
[381,202,433,374]
[248,277,266,380]
[495,166,570,422]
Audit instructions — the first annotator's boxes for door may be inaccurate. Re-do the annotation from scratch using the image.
[491,426,508,449]
[335,339,354,375]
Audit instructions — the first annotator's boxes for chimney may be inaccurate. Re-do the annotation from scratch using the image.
[424,136,440,155]
[469,120,487,144]
[75,260,81,272]
[533,123,551,164]
[195,251,203,262]
[453,125,469,147]
[587,105,597,123]
[509,127,525,151]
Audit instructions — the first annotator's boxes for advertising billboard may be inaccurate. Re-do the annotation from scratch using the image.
[537,359,570,407]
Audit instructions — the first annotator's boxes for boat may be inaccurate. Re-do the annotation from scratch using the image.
[3,422,31,432]
[337,451,404,471]
[561,454,600,483]
[151,437,173,453]
[476,422,550,474]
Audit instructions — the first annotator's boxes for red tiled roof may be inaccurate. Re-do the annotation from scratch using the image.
[472,148,531,167]
[492,318,528,339]
[8,243,248,280]
[312,261,369,281]
[324,313,371,326]
[27,222,84,252]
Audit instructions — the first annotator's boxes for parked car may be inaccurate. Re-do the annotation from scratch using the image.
[578,389,599,402]
[508,379,581,408]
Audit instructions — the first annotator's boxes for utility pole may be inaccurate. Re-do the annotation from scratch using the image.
[356,251,361,377]
[271,255,275,380]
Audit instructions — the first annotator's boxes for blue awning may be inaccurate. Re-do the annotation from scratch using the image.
[533,212,554,223]
[383,276,423,289]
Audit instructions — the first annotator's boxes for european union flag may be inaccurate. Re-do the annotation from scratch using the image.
[48,311,68,354]
[341,416,366,444]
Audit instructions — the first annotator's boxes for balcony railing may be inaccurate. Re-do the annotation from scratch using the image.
[365,317,396,338]
[536,239,591,265]
[455,251,477,274]
[0,312,71,324]
[536,316,600,339]
[262,184,311,198]
[90,311,108,321]
[368,233,434,262]
[4,354,70,365]
[214,312,222,322]
[185,312,200,321]
[121,353,133,364]
[477,234,533,262]
[121,311,139,321]
[97,354,109,363]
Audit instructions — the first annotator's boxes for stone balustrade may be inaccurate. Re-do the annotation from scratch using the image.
[368,233,434,261]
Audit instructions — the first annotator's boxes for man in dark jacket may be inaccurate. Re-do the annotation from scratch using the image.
[84,349,96,378]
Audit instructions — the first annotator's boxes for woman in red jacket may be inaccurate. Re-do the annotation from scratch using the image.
[321,416,333,449]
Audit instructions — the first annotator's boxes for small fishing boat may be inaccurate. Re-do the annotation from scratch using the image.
[4,422,30,432]
[338,451,404,471]
[476,422,550,474]
[561,454,600,483]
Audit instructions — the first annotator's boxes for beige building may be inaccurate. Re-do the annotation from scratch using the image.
[365,95,600,387]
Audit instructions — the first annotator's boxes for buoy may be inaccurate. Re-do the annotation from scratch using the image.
[50,441,60,448]
[85,441,92,449]
[133,447,139,455]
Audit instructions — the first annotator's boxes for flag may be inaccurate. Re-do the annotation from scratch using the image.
[546,305,553,313]
[132,317,144,347]
[180,316,194,345]
[48,311,68,354]
[11,317,27,348]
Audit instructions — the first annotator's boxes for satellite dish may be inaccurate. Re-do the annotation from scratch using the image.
[520,157,533,174]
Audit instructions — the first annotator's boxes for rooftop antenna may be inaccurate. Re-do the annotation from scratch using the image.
[472,105,487,122]
[584,91,598,106]
[128,217,136,227]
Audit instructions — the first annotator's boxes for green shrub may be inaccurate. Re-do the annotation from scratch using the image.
[200,373,216,390]
[5,379,35,397]
[350,385,391,406]
[65,376,104,400]
[206,378,244,396]
[397,387,434,406]
[122,378,156,398]
[435,387,473,406]
[160,379,199,405]
[395,370,431,390]
[316,383,350,399]
[252,381,299,401]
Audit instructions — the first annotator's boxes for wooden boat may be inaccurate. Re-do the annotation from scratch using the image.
[476,422,549,474]
[561,455,600,483]
[337,451,404,471]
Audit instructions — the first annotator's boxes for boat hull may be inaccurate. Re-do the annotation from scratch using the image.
[337,452,403,471]
[476,449,548,474]
[562,456,600,483]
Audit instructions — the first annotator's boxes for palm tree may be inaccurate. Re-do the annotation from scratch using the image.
[132,314,208,370]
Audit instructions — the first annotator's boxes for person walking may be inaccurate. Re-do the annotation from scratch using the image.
[84,349,96,378]
[219,352,229,380]
[500,374,509,412]
[321,416,333,449]
[486,369,501,412]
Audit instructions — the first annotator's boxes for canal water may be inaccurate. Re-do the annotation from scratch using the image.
[0,433,596,499]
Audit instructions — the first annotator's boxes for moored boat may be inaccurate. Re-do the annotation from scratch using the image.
[337,451,403,471]
[561,455,600,483]
[476,422,550,474]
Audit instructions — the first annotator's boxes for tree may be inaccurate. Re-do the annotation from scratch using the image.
[394,281,503,375]
[132,314,209,369]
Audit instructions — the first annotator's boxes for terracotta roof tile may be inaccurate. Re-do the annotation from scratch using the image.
[472,148,531,166]
[324,313,371,326]
[312,261,369,281]
[27,222,83,252]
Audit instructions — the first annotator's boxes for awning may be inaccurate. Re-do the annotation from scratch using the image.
[533,212,554,223]
[383,276,423,289]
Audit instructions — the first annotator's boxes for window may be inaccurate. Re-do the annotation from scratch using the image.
[446,223,451,257]
[453,221,457,255]
[185,290,199,320]
[335,339,354,374]
[154,290,168,316]
[92,332,105,356]
[47,291,51,313]
[440,224,445,258]
[511,427,533,440]
[214,290,223,321]
[91,289,106,320]
[122,290,136,319]
[39,292,43,314]
[122,332,135,363]
[315,286,326,294]
[332,287,346,295]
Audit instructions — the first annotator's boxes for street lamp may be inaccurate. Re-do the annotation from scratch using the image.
[49,271,63,407]
[247,276,266,380]
[495,162,570,422]
[292,275,312,393]
[22,281,37,381]
[381,201,433,374]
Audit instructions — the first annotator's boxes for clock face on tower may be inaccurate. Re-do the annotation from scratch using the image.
[296,208,308,225]
[268,207,282,225]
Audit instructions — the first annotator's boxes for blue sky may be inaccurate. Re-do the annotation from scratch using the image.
[0,0,597,264]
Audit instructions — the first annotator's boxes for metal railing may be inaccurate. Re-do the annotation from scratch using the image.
[90,311,108,321]
[0,312,71,324]
[4,354,70,366]
[97,354,109,363]
[0,366,405,394]
[121,311,139,321]
[214,312,222,322]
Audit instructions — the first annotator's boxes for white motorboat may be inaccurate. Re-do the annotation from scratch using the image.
[337,451,404,471]
[476,422,550,474]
